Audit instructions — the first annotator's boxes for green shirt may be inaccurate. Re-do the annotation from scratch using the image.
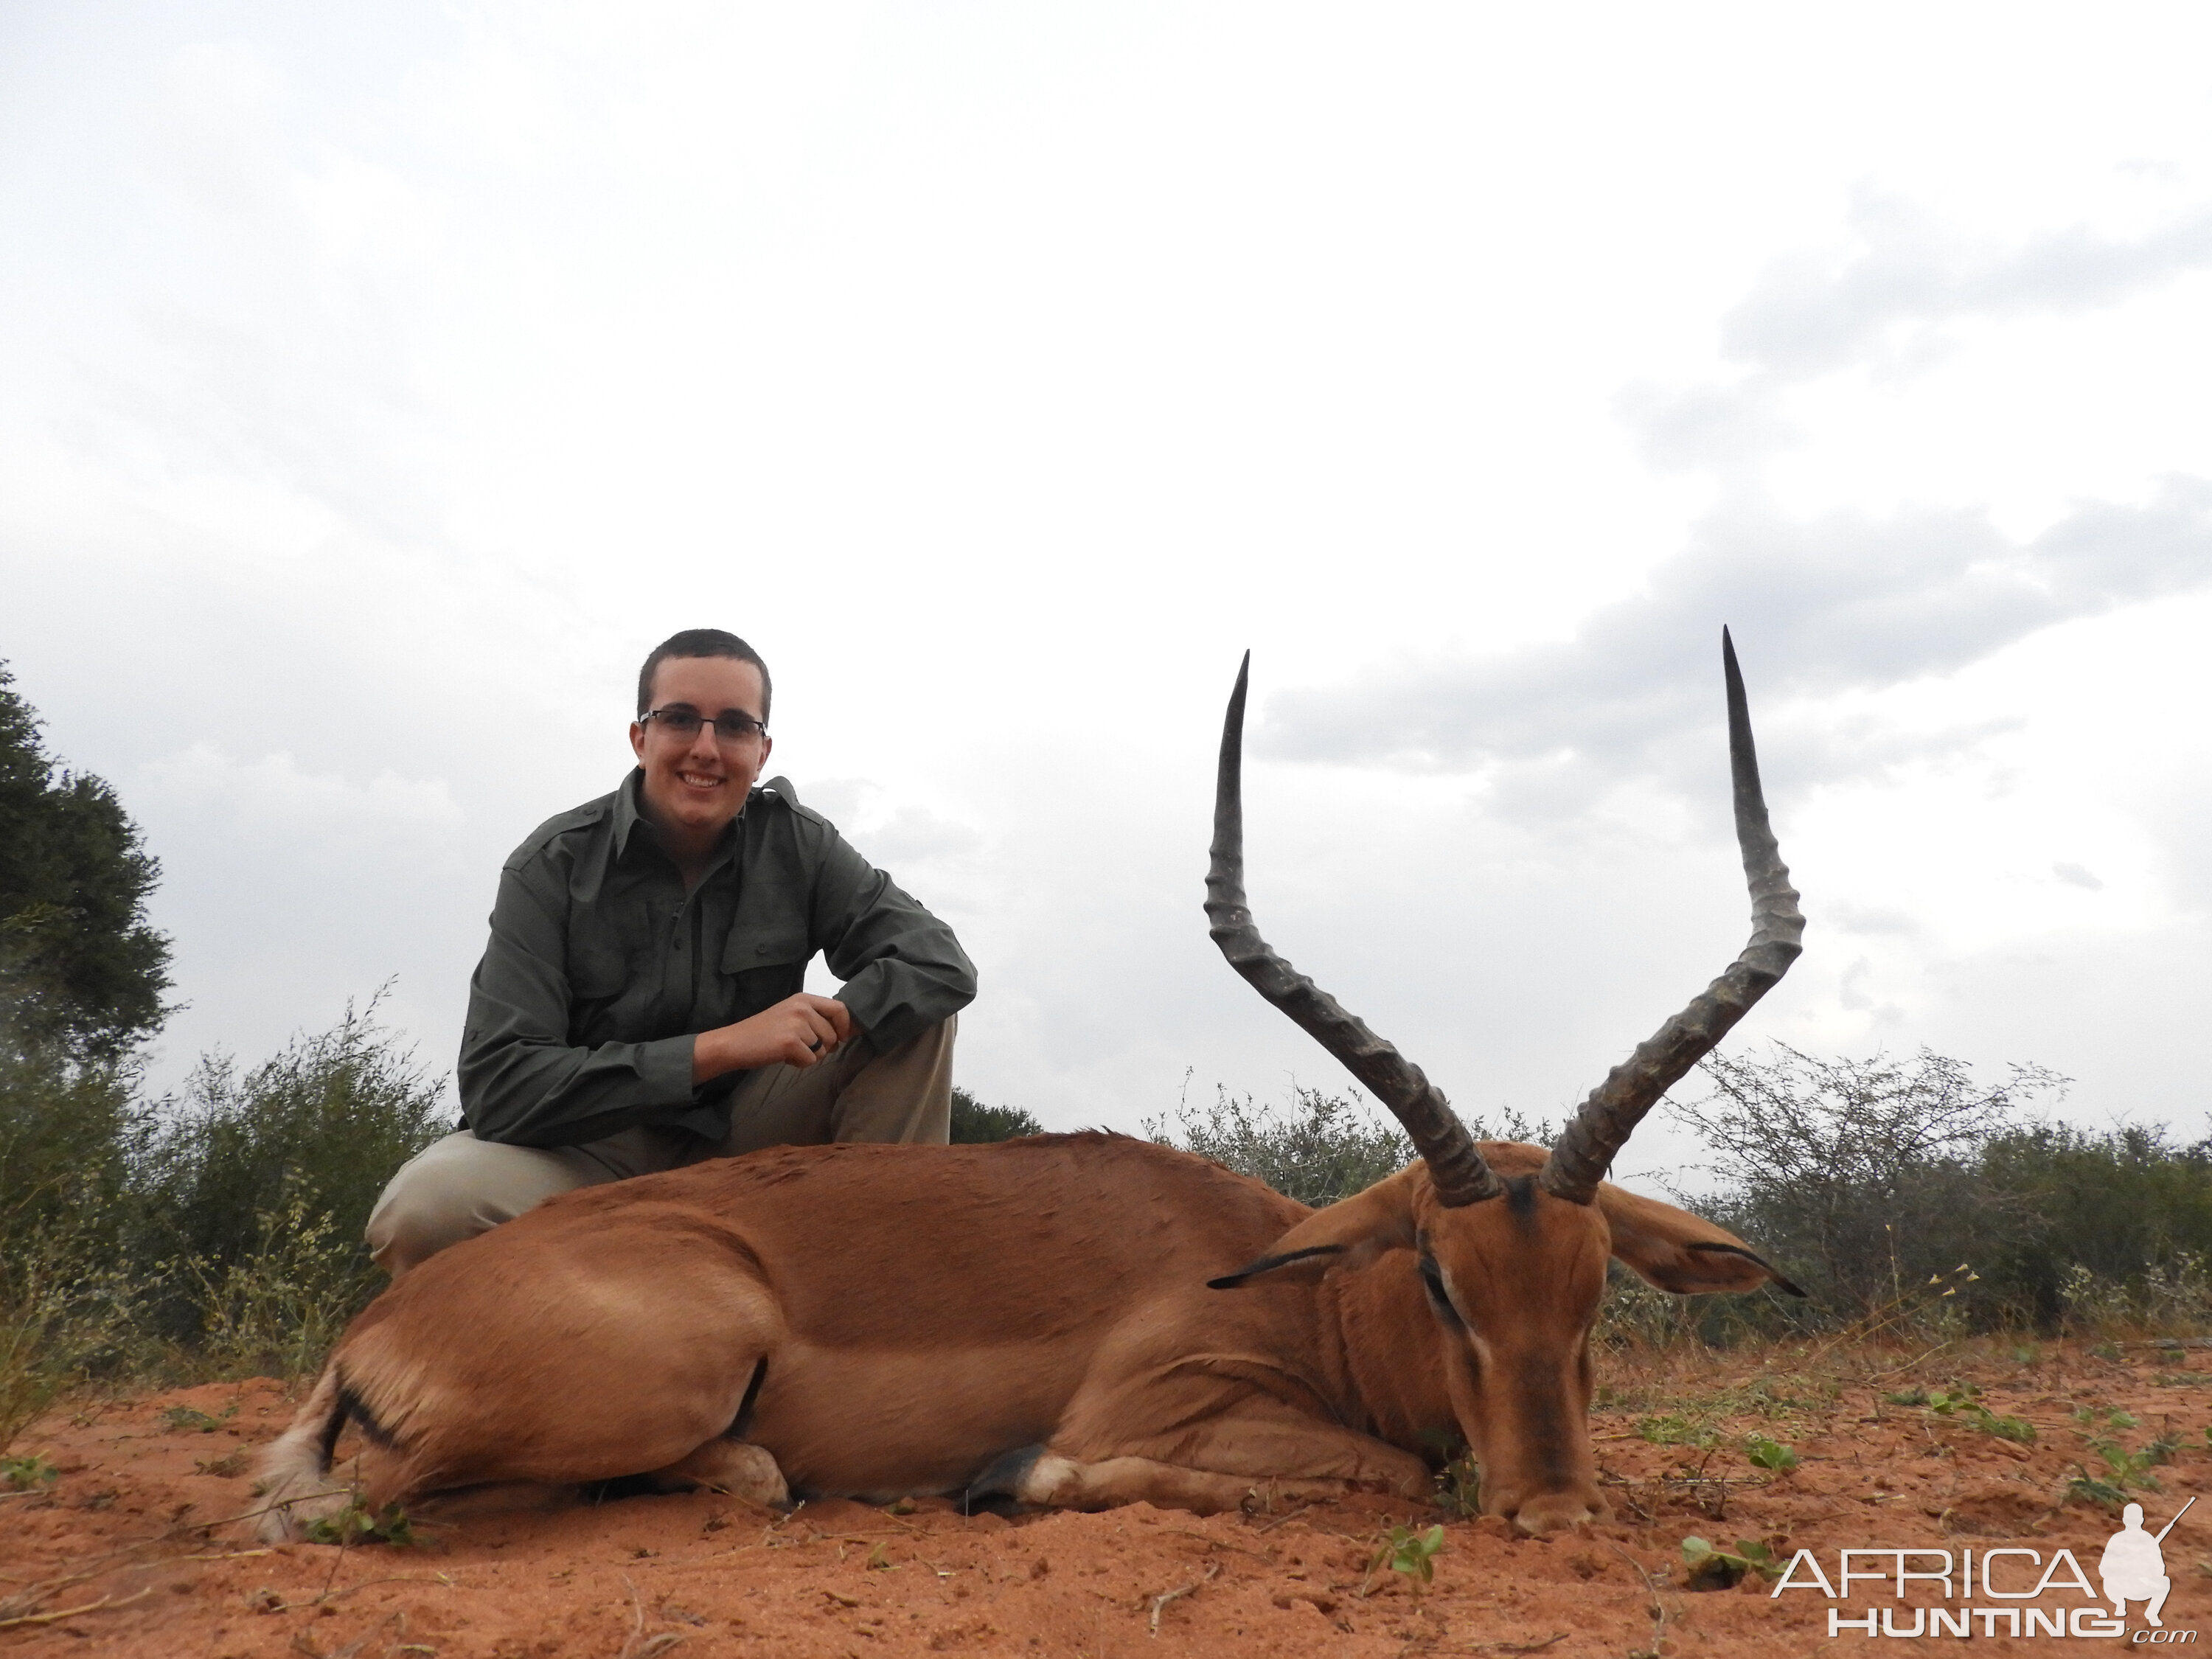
[458,771,977,1148]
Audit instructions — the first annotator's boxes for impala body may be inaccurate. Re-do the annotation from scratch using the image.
[260,633,1804,1538]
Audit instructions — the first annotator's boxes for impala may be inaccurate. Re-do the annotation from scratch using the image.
[258,631,1804,1539]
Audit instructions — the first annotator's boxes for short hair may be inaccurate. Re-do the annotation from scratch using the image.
[636,629,773,724]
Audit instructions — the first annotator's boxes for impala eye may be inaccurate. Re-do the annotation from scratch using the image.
[1419,1256,1466,1332]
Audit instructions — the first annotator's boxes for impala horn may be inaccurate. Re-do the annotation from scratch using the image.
[1537,628,1805,1205]
[1206,653,1503,1207]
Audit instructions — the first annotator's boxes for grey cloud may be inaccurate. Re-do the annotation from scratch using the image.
[1828,902,1919,938]
[2052,862,2104,891]
[1263,476,2212,785]
[1722,189,2212,379]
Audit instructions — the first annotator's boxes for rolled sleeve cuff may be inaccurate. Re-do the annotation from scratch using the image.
[639,1032,700,1105]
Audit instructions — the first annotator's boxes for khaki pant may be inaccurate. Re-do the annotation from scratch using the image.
[366,1016,955,1278]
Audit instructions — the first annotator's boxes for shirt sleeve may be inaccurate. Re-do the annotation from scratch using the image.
[807,819,978,1049]
[456,859,702,1147]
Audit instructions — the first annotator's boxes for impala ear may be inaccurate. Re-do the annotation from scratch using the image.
[1208,1171,1419,1290]
[1596,1184,1806,1298]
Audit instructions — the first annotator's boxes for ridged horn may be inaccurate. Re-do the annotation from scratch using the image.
[1206,653,1502,1207]
[1538,628,1805,1205]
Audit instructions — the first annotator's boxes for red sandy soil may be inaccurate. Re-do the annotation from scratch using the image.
[5,1339,2210,1657]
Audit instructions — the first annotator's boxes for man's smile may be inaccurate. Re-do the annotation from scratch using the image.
[678,770,726,790]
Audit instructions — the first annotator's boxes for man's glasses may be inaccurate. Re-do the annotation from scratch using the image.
[641,706,767,743]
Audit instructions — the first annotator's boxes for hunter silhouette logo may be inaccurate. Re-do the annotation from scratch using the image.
[2104,1498,2191,1629]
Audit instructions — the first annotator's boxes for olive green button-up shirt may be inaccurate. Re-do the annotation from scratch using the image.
[457,771,977,1149]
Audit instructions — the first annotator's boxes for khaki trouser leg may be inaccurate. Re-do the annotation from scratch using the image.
[365,1017,956,1276]
[365,1123,695,1279]
[709,1015,956,1158]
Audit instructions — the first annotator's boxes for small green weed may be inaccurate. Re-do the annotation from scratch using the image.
[1433,1450,1482,1519]
[2,1452,58,1489]
[1742,1436,1798,1472]
[1637,1413,1719,1448]
[1681,1536,1780,1591]
[161,1402,237,1433]
[1893,1382,2035,1444]
[2065,1417,2178,1510]
[1370,1524,1446,1591]
[303,1502,417,1547]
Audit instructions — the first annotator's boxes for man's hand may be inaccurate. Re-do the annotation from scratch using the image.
[692,994,855,1083]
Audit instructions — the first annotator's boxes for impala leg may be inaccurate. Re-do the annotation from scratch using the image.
[1004,1397,1433,1514]
[1012,1453,1366,1514]
[645,1439,790,1508]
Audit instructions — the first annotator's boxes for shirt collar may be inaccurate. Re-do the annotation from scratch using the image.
[613,768,746,867]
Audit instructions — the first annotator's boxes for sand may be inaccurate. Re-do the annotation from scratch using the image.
[4,1338,2207,1655]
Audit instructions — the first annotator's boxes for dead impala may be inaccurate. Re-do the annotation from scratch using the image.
[258,631,1804,1539]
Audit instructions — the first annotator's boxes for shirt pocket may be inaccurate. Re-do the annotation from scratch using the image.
[720,922,813,1019]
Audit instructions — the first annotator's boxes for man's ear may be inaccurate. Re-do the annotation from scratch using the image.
[1209,1170,1418,1290]
[1596,1184,1806,1298]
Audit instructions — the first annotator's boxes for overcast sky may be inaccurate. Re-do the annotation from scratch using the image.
[4,3,2209,1192]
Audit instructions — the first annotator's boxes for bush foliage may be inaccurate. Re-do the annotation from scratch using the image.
[0,992,446,1447]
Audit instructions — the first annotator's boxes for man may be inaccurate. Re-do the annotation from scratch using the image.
[366,628,978,1276]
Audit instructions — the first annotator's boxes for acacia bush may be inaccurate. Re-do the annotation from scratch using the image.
[1672,1045,2212,1338]
[0,995,446,1446]
[128,992,448,1342]
[1147,1083,1414,1208]
[948,1088,1043,1143]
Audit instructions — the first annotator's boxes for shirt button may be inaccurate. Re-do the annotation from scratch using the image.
[755,943,768,955]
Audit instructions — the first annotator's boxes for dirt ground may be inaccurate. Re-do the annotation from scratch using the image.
[5,1338,2208,1657]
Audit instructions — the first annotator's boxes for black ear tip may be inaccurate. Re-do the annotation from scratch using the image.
[1206,1273,1248,1292]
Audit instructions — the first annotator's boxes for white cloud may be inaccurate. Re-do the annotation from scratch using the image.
[3,1,2211,1150]
[138,743,465,844]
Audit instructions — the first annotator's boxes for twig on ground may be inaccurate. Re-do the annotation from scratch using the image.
[1147,1562,1220,1635]
[1164,1527,1270,1557]
[1472,1637,1568,1655]
[258,1572,454,1613]
[0,1587,153,1630]
[1252,1503,1320,1534]
[1607,1543,1669,1659]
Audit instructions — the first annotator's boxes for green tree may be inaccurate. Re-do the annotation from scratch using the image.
[0,662,171,1060]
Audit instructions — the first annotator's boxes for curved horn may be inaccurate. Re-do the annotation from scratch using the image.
[1206,653,1502,1206]
[1539,628,1805,1205]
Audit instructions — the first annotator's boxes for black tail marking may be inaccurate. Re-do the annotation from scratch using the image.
[334,1382,401,1453]
[725,1355,769,1440]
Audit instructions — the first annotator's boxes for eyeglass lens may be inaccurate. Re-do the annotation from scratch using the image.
[650,708,763,741]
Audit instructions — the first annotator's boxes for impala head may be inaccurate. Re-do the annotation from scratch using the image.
[1203,632,1806,1534]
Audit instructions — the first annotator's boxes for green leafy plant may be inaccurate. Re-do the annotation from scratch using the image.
[1636,1413,1719,1448]
[1680,1536,1779,1591]
[161,1402,236,1433]
[302,1501,417,1547]
[2065,1416,2178,1510]
[1370,1524,1446,1591]
[1742,1436,1798,1472]
[1,1451,56,1489]
[1899,1382,2036,1444]
[1433,1450,1483,1519]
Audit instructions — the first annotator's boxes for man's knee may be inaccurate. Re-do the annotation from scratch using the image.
[365,1132,585,1279]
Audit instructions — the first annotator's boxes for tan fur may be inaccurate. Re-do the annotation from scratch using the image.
[256,1134,1790,1540]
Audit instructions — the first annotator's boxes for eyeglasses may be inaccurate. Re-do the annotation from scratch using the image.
[640,706,767,743]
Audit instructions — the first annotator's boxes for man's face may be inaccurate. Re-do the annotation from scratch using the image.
[628,655,773,840]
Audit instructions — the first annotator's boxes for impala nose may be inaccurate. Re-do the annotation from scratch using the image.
[1511,1489,1609,1536]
